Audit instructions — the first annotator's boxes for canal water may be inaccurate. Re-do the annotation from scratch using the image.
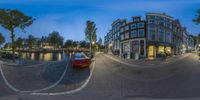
[19,52,69,61]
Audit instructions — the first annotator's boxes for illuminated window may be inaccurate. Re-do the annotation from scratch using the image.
[158,46,164,54]
[165,47,171,54]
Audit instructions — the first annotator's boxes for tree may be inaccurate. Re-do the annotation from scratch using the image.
[72,41,78,49]
[0,9,34,62]
[27,35,36,50]
[64,40,73,49]
[4,42,12,50]
[48,31,64,49]
[193,9,200,24]
[197,34,200,45]
[98,37,102,45]
[79,41,87,48]
[85,20,97,56]
[0,33,5,48]
[15,37,24,50]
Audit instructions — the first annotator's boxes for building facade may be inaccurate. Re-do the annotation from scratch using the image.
[111,19,126,55]
[120,16,146,59]
[104,12,194,60]
[172,20,183,55]
[146,12,174,59]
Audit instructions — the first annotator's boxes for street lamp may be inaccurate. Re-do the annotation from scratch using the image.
[199,44,200,47]
[92,41,95,45]
[90,41,95,58]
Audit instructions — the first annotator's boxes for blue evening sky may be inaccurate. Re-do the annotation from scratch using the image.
[0,0,200,43]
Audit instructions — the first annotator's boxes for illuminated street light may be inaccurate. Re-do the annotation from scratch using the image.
[92,41,95,45]
[199,44,200,47]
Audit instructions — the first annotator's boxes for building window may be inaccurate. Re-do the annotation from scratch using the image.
[166,31,171,43]
[123,42,129,52]
[140,40,145,55]
[148,27,156,40]
[159,21,164,26]
[131,40,139,53]
[158,46,164,54]
[158,28,165,42]
[138,29,144,37]
[125,26,129,31]
[133,18,140,22]
[165,47,171,54]
[121,34,124,40]
[148,20,156,24]
[147,15,155,20]
[125,32,129,39]
[120,28,124,33]
[131,24,137,29]
[137,23,144,28]
[131,30,138,38]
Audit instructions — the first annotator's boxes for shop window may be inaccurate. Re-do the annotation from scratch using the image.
[165,47,171,54]
[140,40,144,55]
[158,46,165,54]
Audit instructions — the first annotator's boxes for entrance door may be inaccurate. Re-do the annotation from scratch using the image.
[148,46,155,60]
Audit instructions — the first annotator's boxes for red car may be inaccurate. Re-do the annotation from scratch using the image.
[71,53,91,68]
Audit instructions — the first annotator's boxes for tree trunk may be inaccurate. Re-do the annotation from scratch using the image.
[11,30,15,63]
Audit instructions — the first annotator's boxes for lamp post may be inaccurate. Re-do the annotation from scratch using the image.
[89,41,95,58]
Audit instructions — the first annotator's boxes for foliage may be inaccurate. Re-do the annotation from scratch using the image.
[27,35,36,49]
[64,40,73,48]
[98,37,102,45]
[0,32,5,47]
[79,40,89,48]
[193,9,200,24]
[0,9,34,62]
[15,37,24,49]
[48,31,64,48]
[85,20,97,44]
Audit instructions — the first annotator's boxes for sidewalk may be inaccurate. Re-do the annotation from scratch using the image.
[104,53,190,67]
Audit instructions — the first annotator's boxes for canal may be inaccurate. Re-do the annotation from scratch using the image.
[19,52,69,61]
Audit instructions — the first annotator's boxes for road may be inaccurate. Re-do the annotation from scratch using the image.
[0,53,200,100]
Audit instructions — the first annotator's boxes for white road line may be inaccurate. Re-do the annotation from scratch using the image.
[0,58,70,93]
[104,53,190,67]
[0,63,20,92]
[31,58,96,96]
[103,54,141,68]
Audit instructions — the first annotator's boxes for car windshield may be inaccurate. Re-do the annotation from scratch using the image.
[74,53,86,58]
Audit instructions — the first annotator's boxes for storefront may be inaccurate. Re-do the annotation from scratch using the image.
[121,39,146,59]
[148,45,156,60]
[147,41,173,59]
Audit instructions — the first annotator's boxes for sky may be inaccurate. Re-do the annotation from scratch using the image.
[0,0,200,43]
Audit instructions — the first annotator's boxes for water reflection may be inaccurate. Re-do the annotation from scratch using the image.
[19,52,68,61]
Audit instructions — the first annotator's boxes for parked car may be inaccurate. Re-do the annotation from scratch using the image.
[1,53,18,59]
[71,52,91,68]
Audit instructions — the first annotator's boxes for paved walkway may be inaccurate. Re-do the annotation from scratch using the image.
[104,53,190,67]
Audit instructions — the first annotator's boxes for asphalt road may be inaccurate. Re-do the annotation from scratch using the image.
[0,53,200,100]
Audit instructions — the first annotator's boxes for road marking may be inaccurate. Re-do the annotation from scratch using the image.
[31,58,96,96]
[105,53,190,68]
[104,54,141,68]
[0,63,20,92]
[0,58,70,93]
